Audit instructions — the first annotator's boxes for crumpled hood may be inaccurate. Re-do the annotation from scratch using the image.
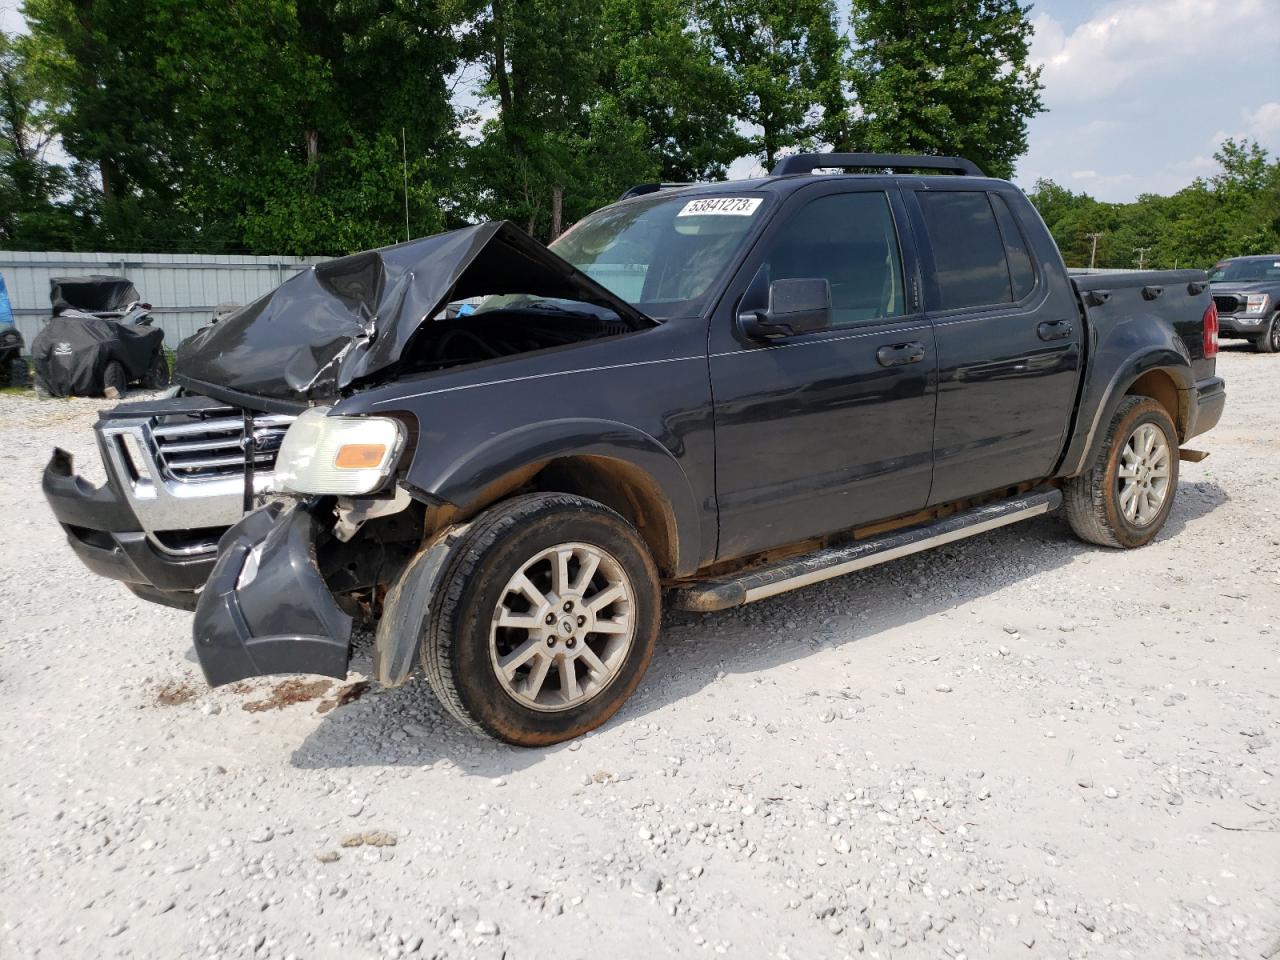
[175,221,650,408]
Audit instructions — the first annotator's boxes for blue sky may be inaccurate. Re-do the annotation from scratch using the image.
[5,0,1278,204]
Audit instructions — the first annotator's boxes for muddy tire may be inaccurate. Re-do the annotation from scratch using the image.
[1255,313,1280,354]
[102,360,127,399]
[1064,396,1179,548]
[142,351,170,389]
[420,493,660,747]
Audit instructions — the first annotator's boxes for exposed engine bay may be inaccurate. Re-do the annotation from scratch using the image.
[402,307,636,374]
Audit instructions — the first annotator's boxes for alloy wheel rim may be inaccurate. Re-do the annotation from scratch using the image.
[1117,422,1172,527]
[488,542,636,712]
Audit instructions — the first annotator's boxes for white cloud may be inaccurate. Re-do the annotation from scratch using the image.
[1031,0,1280,104]
[1070,170,1097,180]
[1245,101,1280,151]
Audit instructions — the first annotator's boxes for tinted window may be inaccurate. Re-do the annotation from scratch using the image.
[755,192,905,327]
[918,191,1012,309]
[991,193,1035,300]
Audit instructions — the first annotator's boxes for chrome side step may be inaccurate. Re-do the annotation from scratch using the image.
[672,488,1063,612]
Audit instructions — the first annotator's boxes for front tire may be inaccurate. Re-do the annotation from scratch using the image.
[1255,313,1280,354]
[142,351,170,389]
[420,493,660,746]
[1064,396,1179,548]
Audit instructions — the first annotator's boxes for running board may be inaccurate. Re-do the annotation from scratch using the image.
[672,489,1063,612]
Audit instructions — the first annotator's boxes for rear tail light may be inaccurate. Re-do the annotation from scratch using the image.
[1203,302,1219,358]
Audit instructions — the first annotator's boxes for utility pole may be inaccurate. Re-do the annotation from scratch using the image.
[402,127,410,243]
[1086,232,1104,270]
[1133,246,1152,270]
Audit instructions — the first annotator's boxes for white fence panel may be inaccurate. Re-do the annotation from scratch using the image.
[0,250,330,352]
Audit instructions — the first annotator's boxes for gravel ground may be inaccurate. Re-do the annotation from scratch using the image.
[1,346,1278,960]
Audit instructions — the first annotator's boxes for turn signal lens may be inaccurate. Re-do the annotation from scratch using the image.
[335,443,388,469]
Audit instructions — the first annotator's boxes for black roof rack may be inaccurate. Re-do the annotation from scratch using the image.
[770,152,984,178]
[617,182,695,201]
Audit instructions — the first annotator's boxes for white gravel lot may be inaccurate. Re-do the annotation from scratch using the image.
[1,346,1278,960]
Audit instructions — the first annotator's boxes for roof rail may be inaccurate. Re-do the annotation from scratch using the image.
[617,182,695,201]
[770,152,984,178]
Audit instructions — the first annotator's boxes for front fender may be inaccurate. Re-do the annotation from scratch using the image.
[406,417,703,576]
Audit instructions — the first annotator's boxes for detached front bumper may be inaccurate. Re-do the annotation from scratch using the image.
[42,448,213,610]
[193,501,352,687]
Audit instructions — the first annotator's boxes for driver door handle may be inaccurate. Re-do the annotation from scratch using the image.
[876,341,926,367]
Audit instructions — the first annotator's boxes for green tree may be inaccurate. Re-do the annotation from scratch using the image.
[0,30,83,248]
[846,0,1043,179]
[698,0,845,171]
[599,0,746,182]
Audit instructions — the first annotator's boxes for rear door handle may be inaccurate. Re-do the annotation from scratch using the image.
[876,341,926,367]
[1038,320,1073,342]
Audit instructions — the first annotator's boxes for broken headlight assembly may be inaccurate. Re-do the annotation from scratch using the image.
[271,406,404,495]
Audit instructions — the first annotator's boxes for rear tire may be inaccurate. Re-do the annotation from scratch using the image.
[2,356,28,388]
[142,351,170,389]
[419,493,660,746]
[1255,313,1280,354]
[102,360,127,399]
[1064,396,1179,548]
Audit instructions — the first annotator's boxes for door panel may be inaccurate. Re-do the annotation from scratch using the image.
[910,188,1082,505]
[709,184,938,561]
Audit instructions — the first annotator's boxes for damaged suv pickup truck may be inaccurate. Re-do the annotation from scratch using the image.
[44,153,1226,746]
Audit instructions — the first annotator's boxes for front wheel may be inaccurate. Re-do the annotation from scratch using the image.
[1064,396,1179,548]
[419,493,660,746]
[142,351,170,389]
[1255,313,1280,354]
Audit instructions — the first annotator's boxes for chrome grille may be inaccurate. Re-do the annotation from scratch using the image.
[1213,294,1242,315]
[151,409,294,481]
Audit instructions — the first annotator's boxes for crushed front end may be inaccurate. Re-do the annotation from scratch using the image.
[41,394,294,609]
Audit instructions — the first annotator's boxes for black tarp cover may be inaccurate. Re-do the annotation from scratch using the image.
[50,276,140,315]
[174,221,651,406]
[31,314,163,396]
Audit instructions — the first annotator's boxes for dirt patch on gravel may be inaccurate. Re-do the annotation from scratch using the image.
[152,681,198,707]
[241,678,333,712]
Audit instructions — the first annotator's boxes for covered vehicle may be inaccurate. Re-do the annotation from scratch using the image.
[0,272,27,387]
[31,275,169,397]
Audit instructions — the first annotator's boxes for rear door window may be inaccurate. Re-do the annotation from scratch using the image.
[918,191,1013,310]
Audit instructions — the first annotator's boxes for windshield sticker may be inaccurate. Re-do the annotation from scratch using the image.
[677,197,762,217]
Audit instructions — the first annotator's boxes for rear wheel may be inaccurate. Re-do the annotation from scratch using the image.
[142,351,170,389]
[419,493,660,746]
[1255,313,1280,354]
[2,356,28,388]
[1064,396,1179,548]
[102,360,127,399]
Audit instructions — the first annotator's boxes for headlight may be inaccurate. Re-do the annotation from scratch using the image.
[271,406,404,495]
[1246,293,1270,314]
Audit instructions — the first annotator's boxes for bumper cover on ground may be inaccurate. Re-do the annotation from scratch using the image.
[42,448,214,607]
[193,501,352,687]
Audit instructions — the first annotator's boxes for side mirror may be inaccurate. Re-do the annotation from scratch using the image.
[739,278,832,339]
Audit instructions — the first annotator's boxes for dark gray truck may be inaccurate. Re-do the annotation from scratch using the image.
[1209,255,1280,352]
[43,153,1226,746]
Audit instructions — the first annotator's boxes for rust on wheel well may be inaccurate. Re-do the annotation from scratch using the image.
[420,456,679,577]
[1125,369,1187,440]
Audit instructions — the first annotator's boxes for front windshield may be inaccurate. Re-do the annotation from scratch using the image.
[476,191,767,320]
[1209,258,1280,282]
